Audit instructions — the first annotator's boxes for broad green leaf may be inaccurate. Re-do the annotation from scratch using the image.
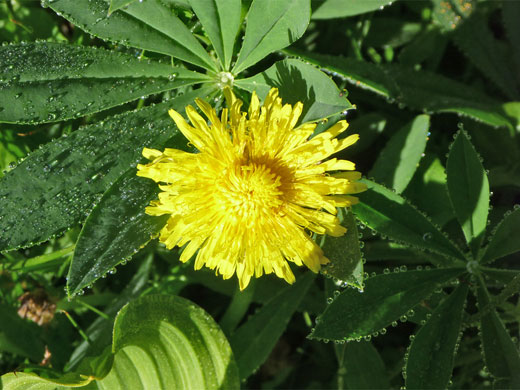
[0,373,94,390]
[321,209,363,289]
[477,281,520,389]
[189,0,241,70]
[46,0,217,71]
[0,42,210,124]
[109,0,135,14]
[232,0,310,74]
[100,295,239,389]
[311,0,396,19]
[285,49,514,129]
[310,268,463,341]
[230,272,315,380]
[481,208,520,264]
[337,341,390,389]
[352,180,465,261]
[446,130,489,258]
[67,171,169,296]
[235,59,353,123]
[370,115,430,194]
[0,88,213,252]
[0,303,45,361]
[454,13,519,100]
[405,283,468,389]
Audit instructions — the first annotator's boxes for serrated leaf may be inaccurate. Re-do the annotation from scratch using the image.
[310,268,463,341]
[352,179,465,261]
[47,0,216,71]
[477,281,520,389]
[311,0,397,19]
[321,209,363,289]
[232,0,310,74]
[0,87,214,252]
[67,171,169,296]
[481,208,520,264]
[446,130,489,258]
[285,50,514,129]
[0,42,210,124]
[235,59,353,123]
[370,114,430,194]
[405,283,468,389]
[189,0,241,70]
[230,272,315,380]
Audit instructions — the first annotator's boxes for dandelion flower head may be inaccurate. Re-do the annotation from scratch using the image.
[137,88,366,290]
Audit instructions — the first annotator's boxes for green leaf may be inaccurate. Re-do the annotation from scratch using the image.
[0,129,30,178]
[321,209,363,289]
[405,283,469,389]
[0,42,210,124]
[477,280,520,389]
[284,50,514,129]
[232,0,310,74]
[189,0,241,70]
[503,1,520,81]
[235,59,353,123]
[0,87,213,252]
[370,115,430,194]
[109,0,135,14]
[311,0,397,19]
[338,341,390,389]
[352,180,465,261]
[446,130,489,258]
[0,303,45,361]
[481,208,520,264]
[310,268,463,341]
[431,0,472,32]
[230,272,315,380]
[0,373,94,390]
[67,171,168,296]
[46,0,217,71]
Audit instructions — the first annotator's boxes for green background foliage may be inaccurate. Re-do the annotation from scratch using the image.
[1,0,519,388]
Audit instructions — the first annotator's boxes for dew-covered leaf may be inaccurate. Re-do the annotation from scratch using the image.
[321,209,363,289]
[109,0,136,14]
[230,272,315,380]
[310,268,463,341]
[46,0,217,71]
[0,42,210,124]
[481,207,520,264]
[232,0,310,74]
[370,114,430,194]
[446,130,489,258]
[0,88,214,252]
[190,0,241,71]
[235,59,353,123]
[352,180,465,260]
[477,281,520,389]
[311,0,397,19]
[405,283,468,389]
[67,171,169,297]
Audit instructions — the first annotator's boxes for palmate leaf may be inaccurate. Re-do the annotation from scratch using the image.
[405,283,468,389]
[46,0,217,71]
[481,207,520,264]
[0,42,210,124]
[310,268,464,341]
[311,0,397,19]
[0,88,213,252]
[1,295,240,390]
[235,59,353,123]
[446,130,489,258]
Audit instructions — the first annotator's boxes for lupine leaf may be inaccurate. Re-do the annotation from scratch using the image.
[405,283,468,389]
[232,0,310,74]
[0,88,213,252]
[370,114,430,194]
[481,208,520,264]
[46,0,217,71]
[310,268,463,341]
[311,0,396,19]
[235,58,353,123]
[352,180,465,261]
[0,42,210,124]
[189,0,241,70]
[446,130,489,258]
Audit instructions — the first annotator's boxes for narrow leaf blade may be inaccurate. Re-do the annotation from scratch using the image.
[482,208,520,264]
[312,0,397,19]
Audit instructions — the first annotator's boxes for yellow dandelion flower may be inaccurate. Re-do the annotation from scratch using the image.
[137,88,366,290]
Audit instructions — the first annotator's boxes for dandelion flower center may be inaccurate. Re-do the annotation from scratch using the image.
[137,87,366,289]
